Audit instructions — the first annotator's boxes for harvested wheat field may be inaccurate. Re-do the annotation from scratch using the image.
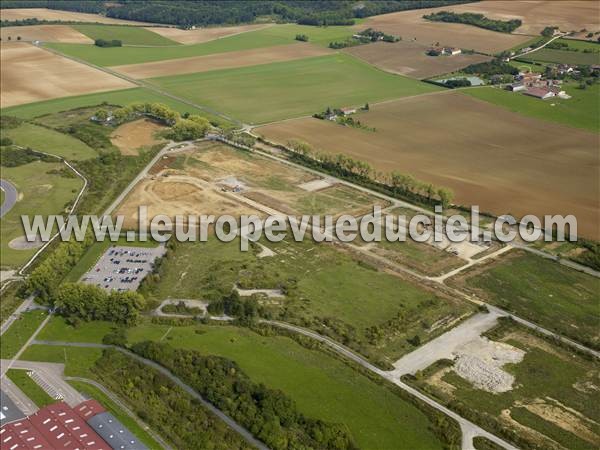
[358,6,531,54]
[1,25,93,43]
[145,24,271,44]
[0,8,154,25]
[110,119,165,155]
[345,41,491,79]
[446,1,600,36]
[111,43,333,79]
[0,43,134,108]
[256,91,600,239]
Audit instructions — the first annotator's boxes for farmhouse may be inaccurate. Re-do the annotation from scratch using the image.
[340,107,357,115]
[507,82,526,92]
[443,47,462,56]
[523,87,555,99]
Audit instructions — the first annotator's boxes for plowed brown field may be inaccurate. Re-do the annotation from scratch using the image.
[345,41,491,79]
[1,43,134,107]
[1,25,93,43]
[111,43,333,79]
[256,91,600,239]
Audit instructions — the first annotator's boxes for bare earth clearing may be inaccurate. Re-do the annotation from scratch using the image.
[345,40,491,79]
[0,43,134,108]
[145,24,271,44]
[110,119,166,155]
[256,91,600,239]
[0,8,156,25]
[111,43,333,79]
[0,25,93,43]
[358,5,530,54]
[446,0,600,36]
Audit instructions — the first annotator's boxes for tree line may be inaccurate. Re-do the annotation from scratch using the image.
[133,340,358,449]
[423,10,522,33]
[286,139,453,207]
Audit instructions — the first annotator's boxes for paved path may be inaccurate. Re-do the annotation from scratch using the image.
[389,312,502,377]
[1,376,36,417]
[32,340,268,450]
[0,179,17,218]
[0,360,85,407]
[263,321,517,450]
[65,376,173,450]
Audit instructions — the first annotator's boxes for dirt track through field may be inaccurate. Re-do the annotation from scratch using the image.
[110,43,333,79]
[358,5,531,54]
[345,41,491,79]
[256,91,600,239]
[145,24,271,44]
[1,25,93,43]
[0,43,134,108]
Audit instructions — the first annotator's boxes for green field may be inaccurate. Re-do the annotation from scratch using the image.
[1,161,83,268]
[450,251,600,349]
[1,87,232,127]
[1,310,48,359]
[463,83,599,132]
[37,316,116,343]
[3,122,97,160]
[20,344,103,378]
[6,369,55,407]
[520,48,600,65]
[73,24,179,46]
[127,323,448,450]
[0,280,25,322]
[149,53,440,123]
[410,320,600,450]
[45,24,354,66]
[68,380,162,450]
[147,237,473,364]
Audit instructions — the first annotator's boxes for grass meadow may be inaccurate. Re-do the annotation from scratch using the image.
[73,24,179,46]
[521,48,600,66]
[1,161,83,268]
[1,310,48,359]
[149,53,440,123]
[45,23,354,66]
[6,369,55,407]
[463,83,599,132]
[450,251,600,350]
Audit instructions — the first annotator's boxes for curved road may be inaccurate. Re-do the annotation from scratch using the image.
[0,179,17,218]
[32,340,269,450]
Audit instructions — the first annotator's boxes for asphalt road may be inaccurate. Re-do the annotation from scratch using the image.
[0,179,17,218]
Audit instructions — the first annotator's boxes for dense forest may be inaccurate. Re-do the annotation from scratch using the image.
[423,10,522,33]
[1,1,475,27]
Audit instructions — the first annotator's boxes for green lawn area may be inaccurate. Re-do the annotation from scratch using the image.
[463,83,599,132]
[1,310,48,359]
[1,161,83,268]
[0,281,26,323]
[68,380,162,450]
[557,38,600,51]
[45,23,354,66]
[520,48,600,65]
[6,369,55,407]
[37,316,115,343]
[149,53,440,123]
[1,87,232,127]
[19,344,103,378]
[3,122,97,160]
[73,24,179,46]
[128,323,447,450]
[453,251,600,349]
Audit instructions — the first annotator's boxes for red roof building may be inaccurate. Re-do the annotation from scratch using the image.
[1,402,109,450]
[73,401,105,422]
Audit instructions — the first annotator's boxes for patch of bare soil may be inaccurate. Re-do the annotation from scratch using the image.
[1,43,133,108]
[0,8,156,25]
[145,24,271,44]
[1,25,93,43]
[110,119,165,155]
[111,42,333,79]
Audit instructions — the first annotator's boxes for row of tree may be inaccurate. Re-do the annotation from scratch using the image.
[133,340,358,450]
[286,139,453,207]
[423,11,522,33]
[54,282,145,325]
